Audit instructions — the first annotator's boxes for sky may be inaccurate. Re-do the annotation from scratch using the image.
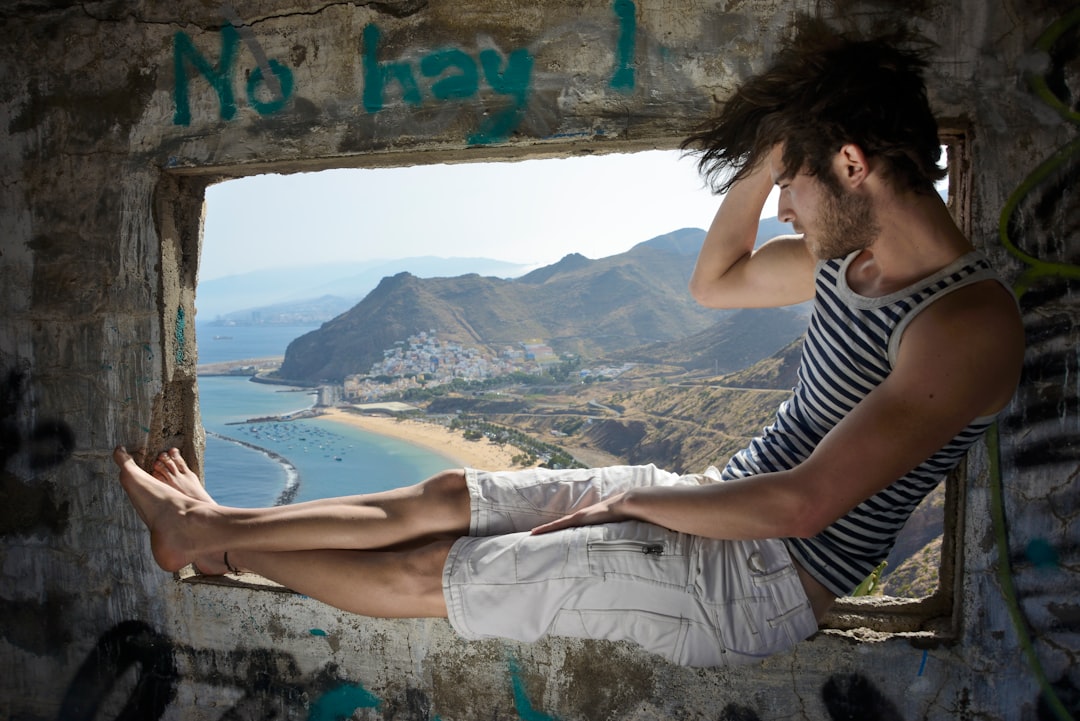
[200,149,781,282]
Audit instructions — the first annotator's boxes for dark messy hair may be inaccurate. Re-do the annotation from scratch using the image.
[681,19,946,195]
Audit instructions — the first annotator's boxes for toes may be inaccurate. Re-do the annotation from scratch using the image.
[113,446,133,467]
[156,451,181,475]
[114,445,149,467]
[152,455,170,480]
[167,447,193,474]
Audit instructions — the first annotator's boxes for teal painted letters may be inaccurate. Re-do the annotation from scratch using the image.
[173,24,294,125]
[173,1,635,141]
[361,24,534,145]
[173,26,239,125]
[422,48,479,100]
[247,60,295,115]
[362,24,422,112]
[471,48,534,144]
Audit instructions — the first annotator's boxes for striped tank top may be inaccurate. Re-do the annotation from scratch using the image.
[720,250,1006,596]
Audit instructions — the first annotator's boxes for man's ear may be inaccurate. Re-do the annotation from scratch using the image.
[834,143,869,189]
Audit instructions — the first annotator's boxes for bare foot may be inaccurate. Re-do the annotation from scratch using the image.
[113,445,211,572]
[153,448,215,504]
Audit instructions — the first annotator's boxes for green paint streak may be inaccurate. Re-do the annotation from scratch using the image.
[610,0,636,91]
[423,48,479,100]
[1029,6,1080,124]
[999,6,1080,297]
[174,307,186,364]
[998,135,1080,297]
[990,16,1080,716]
[308,628,327,636]
[307,683,380,721]
[987,426,1075,721]
[508,658,560,721]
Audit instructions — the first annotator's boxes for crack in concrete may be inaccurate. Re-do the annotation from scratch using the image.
[57,1,426,31]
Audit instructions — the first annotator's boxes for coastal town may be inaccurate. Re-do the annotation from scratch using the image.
[200,330,637,471]
[341,330,634,403]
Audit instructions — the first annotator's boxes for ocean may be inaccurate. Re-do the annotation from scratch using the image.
[197,323,458,507]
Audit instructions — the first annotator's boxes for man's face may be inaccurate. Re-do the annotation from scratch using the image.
[772,154,879,260]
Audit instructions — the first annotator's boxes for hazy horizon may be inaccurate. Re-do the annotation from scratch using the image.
[200,150,781,283]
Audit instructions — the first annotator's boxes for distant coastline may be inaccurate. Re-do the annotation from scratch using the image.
[197,357,283,377]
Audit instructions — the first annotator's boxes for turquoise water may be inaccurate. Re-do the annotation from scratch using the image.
[197,323,458,507]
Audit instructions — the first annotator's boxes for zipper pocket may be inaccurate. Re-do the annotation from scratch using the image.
[588,540,665,556]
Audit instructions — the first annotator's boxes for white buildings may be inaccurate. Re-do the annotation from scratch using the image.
[343,331,551,401]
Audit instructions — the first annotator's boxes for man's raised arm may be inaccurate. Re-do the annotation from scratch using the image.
[688,150,815,309]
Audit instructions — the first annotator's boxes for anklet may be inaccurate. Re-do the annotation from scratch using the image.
[224,552,240,575]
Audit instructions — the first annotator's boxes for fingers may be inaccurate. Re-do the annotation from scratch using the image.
[530,517,572,535]
[530,492,633,535]
[530,507,615,535]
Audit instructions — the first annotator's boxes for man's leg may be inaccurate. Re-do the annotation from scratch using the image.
[227,540,453,618]
[112,446,470,573]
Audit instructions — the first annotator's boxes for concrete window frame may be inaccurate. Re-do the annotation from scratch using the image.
[158,133,976,640]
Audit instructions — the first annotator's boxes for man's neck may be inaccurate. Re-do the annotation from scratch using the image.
[845,190,972,298]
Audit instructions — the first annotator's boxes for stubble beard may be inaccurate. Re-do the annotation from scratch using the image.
[809,183,880,261]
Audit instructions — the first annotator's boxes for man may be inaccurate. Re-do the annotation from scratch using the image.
[113,25,1024,667]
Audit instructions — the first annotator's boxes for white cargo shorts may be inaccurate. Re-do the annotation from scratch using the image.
[441,465,818,667]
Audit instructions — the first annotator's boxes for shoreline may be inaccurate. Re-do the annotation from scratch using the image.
[206,429,302,505]
[319,408,522,471]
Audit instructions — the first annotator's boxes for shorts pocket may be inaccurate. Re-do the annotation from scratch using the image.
[708,597,786,664]
[511,528,590,582]
[550,608,693,665]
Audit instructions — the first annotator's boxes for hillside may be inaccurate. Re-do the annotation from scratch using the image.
[279,230,710,382]
[617,308,808,374]
[490,336,802,475]
[276,227,810,383]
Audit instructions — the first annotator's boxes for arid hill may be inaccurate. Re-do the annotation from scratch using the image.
[276,227,804,384]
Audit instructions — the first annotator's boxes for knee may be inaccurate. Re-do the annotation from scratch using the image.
[400,539,456,613]
[422,468,467,496]
[419,470,470,521]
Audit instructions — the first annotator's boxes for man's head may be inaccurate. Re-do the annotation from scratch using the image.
[769,143,880,260]
[682,20,946,197]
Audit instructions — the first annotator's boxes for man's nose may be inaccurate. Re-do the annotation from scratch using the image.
[777,194,795,224]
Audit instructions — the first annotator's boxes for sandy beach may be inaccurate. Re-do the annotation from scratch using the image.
[319,408,522,471]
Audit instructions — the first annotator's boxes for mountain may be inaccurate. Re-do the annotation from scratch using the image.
[196,256,533,322]
[277,223,798,383]
[198,216,795,323]
[277,233,712,382]
[616,307,808,374]
[629,227,710,256]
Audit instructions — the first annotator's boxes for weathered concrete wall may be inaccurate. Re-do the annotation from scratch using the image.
[1,1,1077,719]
